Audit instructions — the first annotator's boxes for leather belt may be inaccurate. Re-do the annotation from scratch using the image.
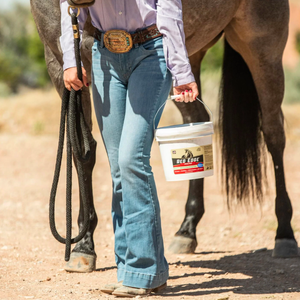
[94,24,163,54]
[67,0,95,8]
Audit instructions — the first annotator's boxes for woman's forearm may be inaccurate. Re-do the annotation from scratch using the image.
[60,0,88,70]
[156,0,195,87]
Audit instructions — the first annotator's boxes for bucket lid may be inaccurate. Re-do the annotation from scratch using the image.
[155,121,214,142]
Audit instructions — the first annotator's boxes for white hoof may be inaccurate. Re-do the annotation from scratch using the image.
[65,252,96,273]
[168,236,197,254]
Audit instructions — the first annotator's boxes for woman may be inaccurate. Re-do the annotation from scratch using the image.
[60,0,198,297]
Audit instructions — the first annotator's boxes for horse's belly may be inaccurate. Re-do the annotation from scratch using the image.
[182,0,240,55]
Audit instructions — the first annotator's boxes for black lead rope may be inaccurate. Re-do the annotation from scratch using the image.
[49,9,91,261]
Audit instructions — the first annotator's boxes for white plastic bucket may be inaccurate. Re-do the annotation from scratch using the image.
[154,97,214,181]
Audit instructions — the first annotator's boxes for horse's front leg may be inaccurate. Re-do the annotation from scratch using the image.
[65,88,98,272]
[169,50,209,254]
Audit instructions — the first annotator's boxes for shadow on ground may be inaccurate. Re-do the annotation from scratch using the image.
[162,250,300,297]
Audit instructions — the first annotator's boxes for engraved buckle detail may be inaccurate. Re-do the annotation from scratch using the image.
[103,30,133,53]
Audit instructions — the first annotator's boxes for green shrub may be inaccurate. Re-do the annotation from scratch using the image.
[0,4,50,94]
[201,38,224,73]
[284,64,300,104]
[296,31,300,55]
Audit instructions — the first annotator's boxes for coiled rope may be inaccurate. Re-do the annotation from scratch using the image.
[49,9,91,262]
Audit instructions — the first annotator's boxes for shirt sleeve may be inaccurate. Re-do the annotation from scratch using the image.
[60,0,88,70]
[156,0,195,87]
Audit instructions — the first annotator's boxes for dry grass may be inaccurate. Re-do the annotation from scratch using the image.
[1,88,300,142]
[0,88,61,135]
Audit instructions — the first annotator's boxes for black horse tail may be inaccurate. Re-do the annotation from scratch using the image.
[219,39,266,206]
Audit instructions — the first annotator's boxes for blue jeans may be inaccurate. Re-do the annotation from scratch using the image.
[92,36,172,289]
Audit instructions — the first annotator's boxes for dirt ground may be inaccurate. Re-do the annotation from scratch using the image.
[0,89,300,300]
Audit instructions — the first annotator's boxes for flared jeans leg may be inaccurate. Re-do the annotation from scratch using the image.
[92,37,172,289]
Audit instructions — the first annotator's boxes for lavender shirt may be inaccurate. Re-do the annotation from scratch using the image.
[60,0,195,86]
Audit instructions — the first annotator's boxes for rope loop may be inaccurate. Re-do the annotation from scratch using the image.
[49,11,90,262]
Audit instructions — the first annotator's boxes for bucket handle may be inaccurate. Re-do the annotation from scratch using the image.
[153,96,213,132]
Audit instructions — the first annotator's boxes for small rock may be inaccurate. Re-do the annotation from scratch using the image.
[177,255,186,260]
[275,269,284,274]
[252,247,267,253]
[204,273,212,278]
[260,271,268,276]
[217,297,229,300]
[1,245,14,250]
[43,277,51,283]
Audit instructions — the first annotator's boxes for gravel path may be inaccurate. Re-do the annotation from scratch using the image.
[0,89,299,299]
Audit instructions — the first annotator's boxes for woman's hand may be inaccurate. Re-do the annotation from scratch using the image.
[64,66,89,91]
[173,81,199,103]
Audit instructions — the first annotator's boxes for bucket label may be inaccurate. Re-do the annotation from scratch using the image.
[171,145,213,175]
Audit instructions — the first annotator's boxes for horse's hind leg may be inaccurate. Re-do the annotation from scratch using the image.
[257,67,298,257]
[43,45,98,271]
[66,127,98,272]
[169,50,209,254]
[225,1,298,257]
[65,88,98,272]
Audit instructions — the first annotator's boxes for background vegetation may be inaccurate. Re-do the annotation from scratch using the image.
[0,4,49,95]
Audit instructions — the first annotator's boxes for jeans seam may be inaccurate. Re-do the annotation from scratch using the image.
[138,70,166,263]
[118,267,167,278]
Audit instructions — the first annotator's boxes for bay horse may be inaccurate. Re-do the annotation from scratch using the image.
[30,0,299,272]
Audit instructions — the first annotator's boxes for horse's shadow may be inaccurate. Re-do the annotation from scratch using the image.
[162,250,300,297]
[95,266,117,272]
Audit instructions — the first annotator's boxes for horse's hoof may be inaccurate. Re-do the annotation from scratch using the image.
[168,236,197,254]
[272,239,299,258]
[65,252,96,273]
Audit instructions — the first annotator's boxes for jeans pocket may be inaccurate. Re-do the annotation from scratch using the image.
[95,42,112,59]
[140,37,164,54]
